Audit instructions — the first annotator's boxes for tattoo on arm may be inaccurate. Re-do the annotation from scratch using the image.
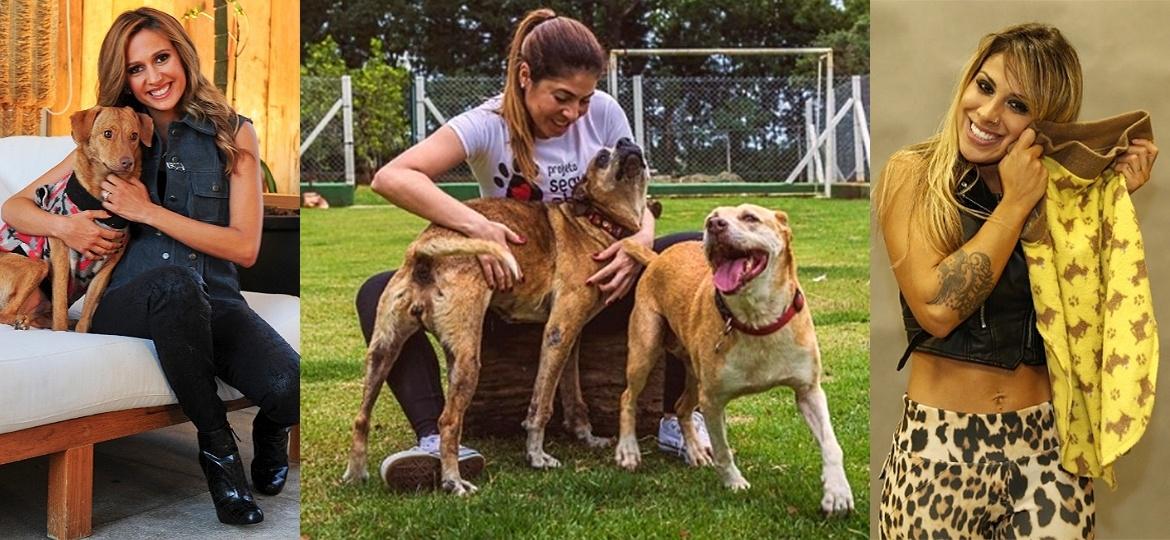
[927,249,994,316]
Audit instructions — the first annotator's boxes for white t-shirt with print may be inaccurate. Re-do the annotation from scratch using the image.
[446,90,633,202]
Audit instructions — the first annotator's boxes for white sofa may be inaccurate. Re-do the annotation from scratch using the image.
[0,136,300,539]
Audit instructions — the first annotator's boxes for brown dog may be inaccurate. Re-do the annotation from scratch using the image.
[342,138,650,495]
[614,204,854,515]
[0,106,152,331]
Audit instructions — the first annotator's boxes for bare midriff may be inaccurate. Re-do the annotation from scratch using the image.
[907,351,1051,413]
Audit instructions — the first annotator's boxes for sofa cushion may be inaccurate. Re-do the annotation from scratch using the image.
[0,136,77,219]
[0,291,299,435]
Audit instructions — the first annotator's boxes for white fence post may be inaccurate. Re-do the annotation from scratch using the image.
[632,74,645,153]
[824,52,835,197]
[414,75,426,144]
[341,75,355,187]
[852,75,864,182]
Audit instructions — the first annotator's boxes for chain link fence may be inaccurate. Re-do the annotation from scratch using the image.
[301,76,347,184]
[302,73,870,186]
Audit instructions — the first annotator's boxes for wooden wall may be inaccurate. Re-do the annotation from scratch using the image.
[39,0,299,193]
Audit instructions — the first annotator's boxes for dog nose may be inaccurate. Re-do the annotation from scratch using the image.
[706,216,728,233]
[616,137,642,157]
[119,157,134,171]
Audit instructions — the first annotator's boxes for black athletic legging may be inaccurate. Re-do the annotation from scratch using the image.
[355,232,697,439]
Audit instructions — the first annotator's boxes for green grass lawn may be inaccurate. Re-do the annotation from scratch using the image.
[301,191,870,538]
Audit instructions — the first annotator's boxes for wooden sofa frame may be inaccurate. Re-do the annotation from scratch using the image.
[0,399,299,540]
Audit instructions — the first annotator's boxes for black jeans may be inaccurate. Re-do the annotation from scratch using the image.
[91,266,300,433]
[355,232,698,439]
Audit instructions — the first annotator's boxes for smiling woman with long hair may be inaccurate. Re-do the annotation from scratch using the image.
[1,7,299,526]
[874,23,1157,538]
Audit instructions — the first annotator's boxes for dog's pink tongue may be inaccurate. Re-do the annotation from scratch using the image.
[713,258,748,293]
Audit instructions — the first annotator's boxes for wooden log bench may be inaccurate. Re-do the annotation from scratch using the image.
[463,309,665,438]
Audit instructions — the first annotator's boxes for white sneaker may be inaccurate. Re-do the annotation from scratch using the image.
[657,411,711,462]
[380,434,485,491]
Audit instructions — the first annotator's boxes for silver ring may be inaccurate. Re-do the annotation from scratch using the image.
[101,190,111,202]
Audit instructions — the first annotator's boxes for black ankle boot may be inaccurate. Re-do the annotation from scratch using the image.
[197,428,264,525]
[251,416,291,496]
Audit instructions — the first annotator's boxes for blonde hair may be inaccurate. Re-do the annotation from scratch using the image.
[501,8,606,183]
[874,23,1082,255]
[98,8,245,174]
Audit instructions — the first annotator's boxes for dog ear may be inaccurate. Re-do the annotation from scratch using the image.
[136,112,155,148]
[774,210,789,227]
[70,107,101,145]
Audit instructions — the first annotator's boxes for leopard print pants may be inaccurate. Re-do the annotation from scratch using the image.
[880,397,1094,539]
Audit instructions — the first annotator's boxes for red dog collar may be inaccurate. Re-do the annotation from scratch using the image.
[715,287,805,337]
[584,208,632,239]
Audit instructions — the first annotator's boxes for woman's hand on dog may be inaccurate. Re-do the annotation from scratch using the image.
[101,174,160,226]
[471,218,526,290]
[588,236,648,305]
[60,210,123,260]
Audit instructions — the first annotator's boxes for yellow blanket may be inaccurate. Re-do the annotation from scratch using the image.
[1024,111,1158,487]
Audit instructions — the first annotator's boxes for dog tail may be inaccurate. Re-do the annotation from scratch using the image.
[415,237,521,279]
[619,238,657,266]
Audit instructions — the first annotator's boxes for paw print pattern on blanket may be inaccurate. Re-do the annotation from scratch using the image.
[1024,111,1159,488]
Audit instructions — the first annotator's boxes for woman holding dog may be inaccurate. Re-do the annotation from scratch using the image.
[874,23,1157,537]
[357,8,709,490]
[2,8,298,526]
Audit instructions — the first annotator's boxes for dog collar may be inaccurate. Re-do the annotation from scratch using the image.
[714,287,805,337]
[584,208,633,239]
[65,173,128,229]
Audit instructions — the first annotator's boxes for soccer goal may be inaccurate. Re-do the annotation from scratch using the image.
[607,48,870,197]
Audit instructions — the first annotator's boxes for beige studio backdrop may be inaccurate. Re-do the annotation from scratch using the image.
[870,1,1170,537]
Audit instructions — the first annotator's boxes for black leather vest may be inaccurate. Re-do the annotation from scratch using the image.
[897,171,1046,370]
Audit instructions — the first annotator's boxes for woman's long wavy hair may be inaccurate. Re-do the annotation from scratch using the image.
[500,8,606,183]
[874,23,1082,256]
[97,7,244,174]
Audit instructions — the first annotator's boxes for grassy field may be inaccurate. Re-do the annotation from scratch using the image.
[301,189,870,538]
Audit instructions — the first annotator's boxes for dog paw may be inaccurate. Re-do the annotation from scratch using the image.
[684,444,714,467]
[340,465,368,484]
[614,438,641,471]
[442,478,479,496]
[821,478,855,516]
[526,451,562,469]
[724,476,751,491]
[580,433,614,449]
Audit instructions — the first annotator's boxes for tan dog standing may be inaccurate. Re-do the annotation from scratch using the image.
[343,139,650,495]
[0,106,151,331]
[614,204,854,515]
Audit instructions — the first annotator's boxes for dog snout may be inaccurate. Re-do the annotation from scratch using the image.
[706,216,728,234]
[616,138,643,158]
[118,157,134,171]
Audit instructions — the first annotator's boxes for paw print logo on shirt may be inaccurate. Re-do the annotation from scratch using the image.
[493,160,543,202]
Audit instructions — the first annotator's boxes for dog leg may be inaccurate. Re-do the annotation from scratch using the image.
[795,384,854,515]
[615,303,665,471]
[74,249,123,333]
[433,287,492,496]
[676,371,713,467]
[703,397,749,491]
[48,238,71,331]
[342,283,419,484]
[524,301,593,469]
[558,342,610,448]
[0,255,51,330]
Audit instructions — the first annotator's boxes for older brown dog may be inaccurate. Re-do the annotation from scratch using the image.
[0,106,152,331]
[342,138,650,495]
[614,204,854,515]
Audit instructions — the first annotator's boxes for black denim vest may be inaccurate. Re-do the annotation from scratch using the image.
[107,114,246,301]
[897,171,1046,370]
